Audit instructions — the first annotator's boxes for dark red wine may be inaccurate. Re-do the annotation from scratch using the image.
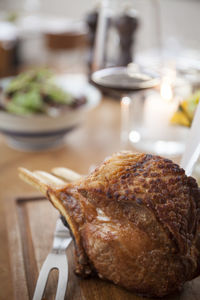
[91,66,159,93]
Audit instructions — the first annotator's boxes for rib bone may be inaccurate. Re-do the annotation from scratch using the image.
[34,171,66,186]
[51,167,81,182]
[19,167,51,194]
[18,167,80,195]
[18,166,82,260]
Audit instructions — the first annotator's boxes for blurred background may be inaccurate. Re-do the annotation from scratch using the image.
[1,0,200,75]
[0,0,200,159]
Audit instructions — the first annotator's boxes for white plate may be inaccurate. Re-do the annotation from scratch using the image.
[0,74,101,151]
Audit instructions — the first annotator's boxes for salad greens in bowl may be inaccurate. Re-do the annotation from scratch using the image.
[0,69,101,151]
[1,68,86,115]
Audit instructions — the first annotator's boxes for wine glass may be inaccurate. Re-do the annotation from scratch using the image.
[91,0,160,150]
[91,0,192,157]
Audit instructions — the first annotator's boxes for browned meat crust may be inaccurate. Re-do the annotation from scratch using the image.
[51,152,200,297]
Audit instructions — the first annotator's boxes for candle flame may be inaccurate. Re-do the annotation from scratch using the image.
[121,96,131,106]
[160,79,173,102]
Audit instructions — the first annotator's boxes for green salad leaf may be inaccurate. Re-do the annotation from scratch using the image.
[3,68,77,115]
[43,82,73,104]
[6,90,44,114]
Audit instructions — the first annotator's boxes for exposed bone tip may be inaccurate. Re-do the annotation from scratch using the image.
[51,167,81,182]
[18,166,81,197]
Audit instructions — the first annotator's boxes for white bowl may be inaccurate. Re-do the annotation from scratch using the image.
[0,74,101,151]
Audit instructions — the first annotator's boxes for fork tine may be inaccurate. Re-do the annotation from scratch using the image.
[33,253,69,300]
[32,255,55,300]
[51,167,81,182]
[55,256,69,300]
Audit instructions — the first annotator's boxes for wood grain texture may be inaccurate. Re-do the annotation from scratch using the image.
[6,196,200,300]
[17,204,38,299]
[0,98,200,299]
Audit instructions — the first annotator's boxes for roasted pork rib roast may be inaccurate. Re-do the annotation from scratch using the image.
[19,152,200,297]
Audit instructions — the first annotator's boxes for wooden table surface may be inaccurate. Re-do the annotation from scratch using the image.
[1,97,200,300]
[0,97,121,300]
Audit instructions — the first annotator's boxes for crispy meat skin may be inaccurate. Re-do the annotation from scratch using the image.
[51,152,200,297]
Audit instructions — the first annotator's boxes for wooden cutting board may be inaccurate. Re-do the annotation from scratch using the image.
[6,196,200,300]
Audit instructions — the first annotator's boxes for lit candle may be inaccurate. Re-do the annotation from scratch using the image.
[121,96,131,148]
[143,80,178,140]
